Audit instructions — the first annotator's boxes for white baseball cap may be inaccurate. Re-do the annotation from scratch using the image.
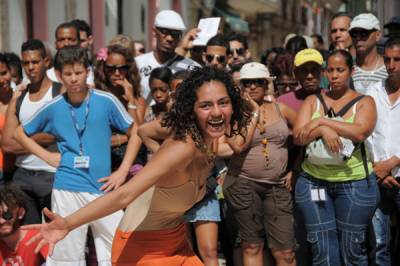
[154,10,186,31]
[239,62,275,80]
[349,13,381,31]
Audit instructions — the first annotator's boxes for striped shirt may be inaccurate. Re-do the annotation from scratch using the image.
[352,65,388,94]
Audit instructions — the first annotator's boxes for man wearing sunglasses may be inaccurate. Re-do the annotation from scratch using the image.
[202,34,229,70]
[136,10,200,104]
[227,34,251,68]
[349,13,388,94]
[0,186,48,265]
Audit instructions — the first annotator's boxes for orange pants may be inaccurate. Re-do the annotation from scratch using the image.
[111,223,204,266]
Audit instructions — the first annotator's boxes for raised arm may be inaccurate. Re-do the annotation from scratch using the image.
[137,119,171,153]
[226,94,259,154]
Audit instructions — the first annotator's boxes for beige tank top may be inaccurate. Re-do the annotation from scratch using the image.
[118,176,206,232]
[228,103,290,184]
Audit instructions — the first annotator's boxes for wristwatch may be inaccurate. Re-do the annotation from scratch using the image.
[127,103,137,110]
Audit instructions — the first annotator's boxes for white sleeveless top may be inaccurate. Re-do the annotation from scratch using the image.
[16,86,57,172]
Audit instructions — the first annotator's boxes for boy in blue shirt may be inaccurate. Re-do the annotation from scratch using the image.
[15,46,140,265]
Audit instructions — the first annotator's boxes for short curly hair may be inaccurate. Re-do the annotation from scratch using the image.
[0,185,25,211]
[94,44,141,99]
[162,67,252,150]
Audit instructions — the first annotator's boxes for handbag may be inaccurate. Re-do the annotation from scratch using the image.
[305,94,364,165]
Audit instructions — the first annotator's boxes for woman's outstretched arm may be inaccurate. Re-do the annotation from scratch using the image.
[23,137,197,254]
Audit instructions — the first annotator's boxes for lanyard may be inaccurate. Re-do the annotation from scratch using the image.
[68,90,91,156]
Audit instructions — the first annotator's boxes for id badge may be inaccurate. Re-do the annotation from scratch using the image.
[311,188,326,202]
[74,156,90,169]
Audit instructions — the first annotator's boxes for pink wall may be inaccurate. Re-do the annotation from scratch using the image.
[32,0,48,41]
[90,0,105,54]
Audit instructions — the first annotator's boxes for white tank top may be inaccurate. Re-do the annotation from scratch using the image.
[16,86,57,172]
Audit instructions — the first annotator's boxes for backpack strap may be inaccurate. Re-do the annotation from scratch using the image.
[15,89,29,120]
[360,142,370,184]
[51,82,62,97]
[16,82,62,120]
[315,93,329,115]
[336,95,365,117]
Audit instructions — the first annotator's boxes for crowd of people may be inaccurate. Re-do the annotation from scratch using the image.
[0,8,400,266]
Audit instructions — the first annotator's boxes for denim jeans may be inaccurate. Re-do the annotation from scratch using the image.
[295,172,379,266]
[372,185,400,266]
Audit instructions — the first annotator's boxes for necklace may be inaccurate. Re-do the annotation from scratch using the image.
[201,140,217,166]
[257,104,269,167]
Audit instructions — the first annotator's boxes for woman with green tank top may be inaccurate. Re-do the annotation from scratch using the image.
[293,50,379,266]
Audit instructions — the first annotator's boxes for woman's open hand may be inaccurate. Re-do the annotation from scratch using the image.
[22,208,70,255]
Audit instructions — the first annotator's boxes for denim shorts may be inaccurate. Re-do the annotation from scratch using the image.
[184,190,221,222]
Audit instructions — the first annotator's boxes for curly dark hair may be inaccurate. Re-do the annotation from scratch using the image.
[0,185,25,210]
[162,67,252,150]
[94,45,141,100]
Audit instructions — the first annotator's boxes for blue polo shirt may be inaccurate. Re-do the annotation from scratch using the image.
[23,89,133,193]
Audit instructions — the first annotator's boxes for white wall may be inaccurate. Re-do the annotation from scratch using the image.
[104,0,119,44]
[8,0,27,54]
[48,0,65,47]
[122,0,148,45]
[75,0,89,22]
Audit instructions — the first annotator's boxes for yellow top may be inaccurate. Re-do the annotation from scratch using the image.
[302,99,372,182]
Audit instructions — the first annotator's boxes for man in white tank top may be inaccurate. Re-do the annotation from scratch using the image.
[2,39,59,224]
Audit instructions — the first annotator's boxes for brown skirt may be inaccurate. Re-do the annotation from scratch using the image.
[111,223,204,266]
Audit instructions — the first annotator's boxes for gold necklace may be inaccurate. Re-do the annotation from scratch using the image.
[257,105,269,167]
[201,140,216,166]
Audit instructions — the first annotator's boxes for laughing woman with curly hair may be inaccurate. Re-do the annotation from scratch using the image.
[23,67,253,266]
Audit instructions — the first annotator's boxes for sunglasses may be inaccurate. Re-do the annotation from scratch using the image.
[105,64,129,75]
[349,29,376,40]
[230,48,246,56]
[275,81,298,90]
[138,48,145,54]
[241,79,267,87]
[156,27,182,39]
[205,54,226,64]
[1,210,13,221]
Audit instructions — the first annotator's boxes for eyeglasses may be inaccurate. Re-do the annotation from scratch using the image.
[156,27,182,39]
[275,81,298,91]
[241,79,267,87]
[230,48,246,56]
[205,54,226,64]
[105,64,129,75]
[349,29,376,40]
[1,210,13,221]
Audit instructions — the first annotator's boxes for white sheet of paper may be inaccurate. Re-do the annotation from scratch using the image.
[192,17,221,46]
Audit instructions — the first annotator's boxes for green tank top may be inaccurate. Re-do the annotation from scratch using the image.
[302,99,372,182]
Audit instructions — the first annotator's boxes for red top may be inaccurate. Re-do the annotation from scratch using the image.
[0,230,48,265]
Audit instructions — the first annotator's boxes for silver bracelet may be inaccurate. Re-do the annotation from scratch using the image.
[127,103,137,110]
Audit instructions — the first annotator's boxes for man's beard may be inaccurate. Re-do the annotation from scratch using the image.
[0,219,20,238]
